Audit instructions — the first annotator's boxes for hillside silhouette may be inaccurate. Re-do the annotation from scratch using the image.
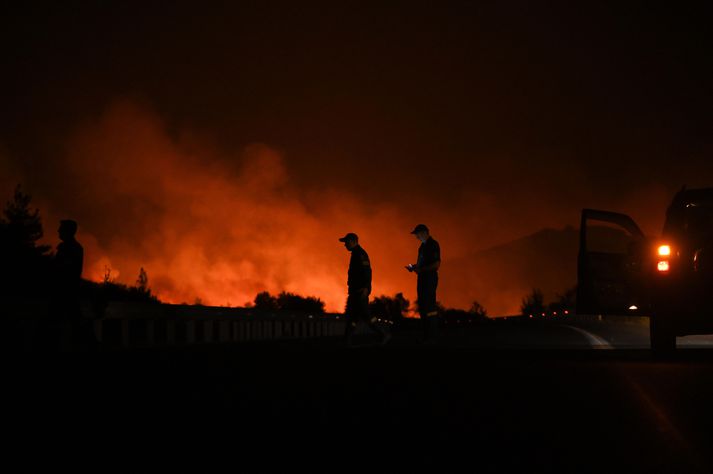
[444,227,578,315]
[445,225,629,315]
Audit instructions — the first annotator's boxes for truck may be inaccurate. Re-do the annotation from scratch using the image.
[577,187,713,353]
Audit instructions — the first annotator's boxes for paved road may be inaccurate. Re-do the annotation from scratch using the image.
[562,316,713,349]
[7,318,713,472]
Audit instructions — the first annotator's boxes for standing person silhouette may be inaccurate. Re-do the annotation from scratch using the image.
[405,224,441,343]
[54,219,86,349]
[339,233,390,347]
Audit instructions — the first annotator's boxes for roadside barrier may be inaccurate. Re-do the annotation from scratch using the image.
[10,301,351,351]
[564,314,649,327]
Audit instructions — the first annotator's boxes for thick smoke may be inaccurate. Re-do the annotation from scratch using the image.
[4,100,699,315]
[33,101,426,311]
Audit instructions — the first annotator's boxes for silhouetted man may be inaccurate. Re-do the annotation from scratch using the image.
[405,224,441,343]
[339,233,390,346]
[54,219,86,348]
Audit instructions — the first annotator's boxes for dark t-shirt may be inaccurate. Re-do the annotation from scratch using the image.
[417,237,440,280]
[347,245,372,294]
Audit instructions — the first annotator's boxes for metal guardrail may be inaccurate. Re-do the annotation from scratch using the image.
[95,315,347,348]
[9,300,349,351]
[563,314,649,326]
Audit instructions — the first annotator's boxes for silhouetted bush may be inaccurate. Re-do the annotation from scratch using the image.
[548,286,576,315]
[441,302,490,324]
[253,291,325,314]
[277,291,325,314]
[520,288,545,317]
[81,279,160,303]
[369,293,410,322]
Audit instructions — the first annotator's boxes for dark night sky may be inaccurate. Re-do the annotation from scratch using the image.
[2,1,713,312]
[4,1,713,189]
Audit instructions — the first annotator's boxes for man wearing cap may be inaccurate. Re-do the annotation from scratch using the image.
[405,224,441,343]
[339,232,390,346]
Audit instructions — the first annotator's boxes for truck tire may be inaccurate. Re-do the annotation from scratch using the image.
[650,312,676,355]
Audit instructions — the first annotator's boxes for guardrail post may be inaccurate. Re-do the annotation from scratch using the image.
[202,321,211,343]
[94,320,103,343]
[187,320,195,344]
[121,320,130,348]
[167,321,175,345]
[147,320,155,346]
[219,321,229,342]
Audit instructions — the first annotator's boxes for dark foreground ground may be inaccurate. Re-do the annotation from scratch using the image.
[6,319,713,472]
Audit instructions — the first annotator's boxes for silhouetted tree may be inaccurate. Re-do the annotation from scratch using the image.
[369,293,410,322]
[254,291,279,311]
[521,288,545,317]
[469,300,488,318]
[136,267,149,293]
[103,265,113,284]
[0,185,52,296]
[1,185,49,252]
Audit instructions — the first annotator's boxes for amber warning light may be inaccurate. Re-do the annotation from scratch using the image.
[656,244,671,273]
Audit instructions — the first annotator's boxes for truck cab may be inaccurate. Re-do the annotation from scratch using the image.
[577,187,713,353]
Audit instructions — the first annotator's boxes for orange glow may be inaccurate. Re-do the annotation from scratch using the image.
[657,260,670,272]
[27,100,669,316]
[49,102,431,312]
[657,244,671,257]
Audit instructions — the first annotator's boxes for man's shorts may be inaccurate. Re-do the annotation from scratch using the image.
[417,275,439,317]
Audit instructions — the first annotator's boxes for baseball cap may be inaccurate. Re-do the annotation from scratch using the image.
[410,224,429,234]
[338,232,359,242]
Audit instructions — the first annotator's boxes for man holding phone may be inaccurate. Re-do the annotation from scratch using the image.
[405,224,441,343]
